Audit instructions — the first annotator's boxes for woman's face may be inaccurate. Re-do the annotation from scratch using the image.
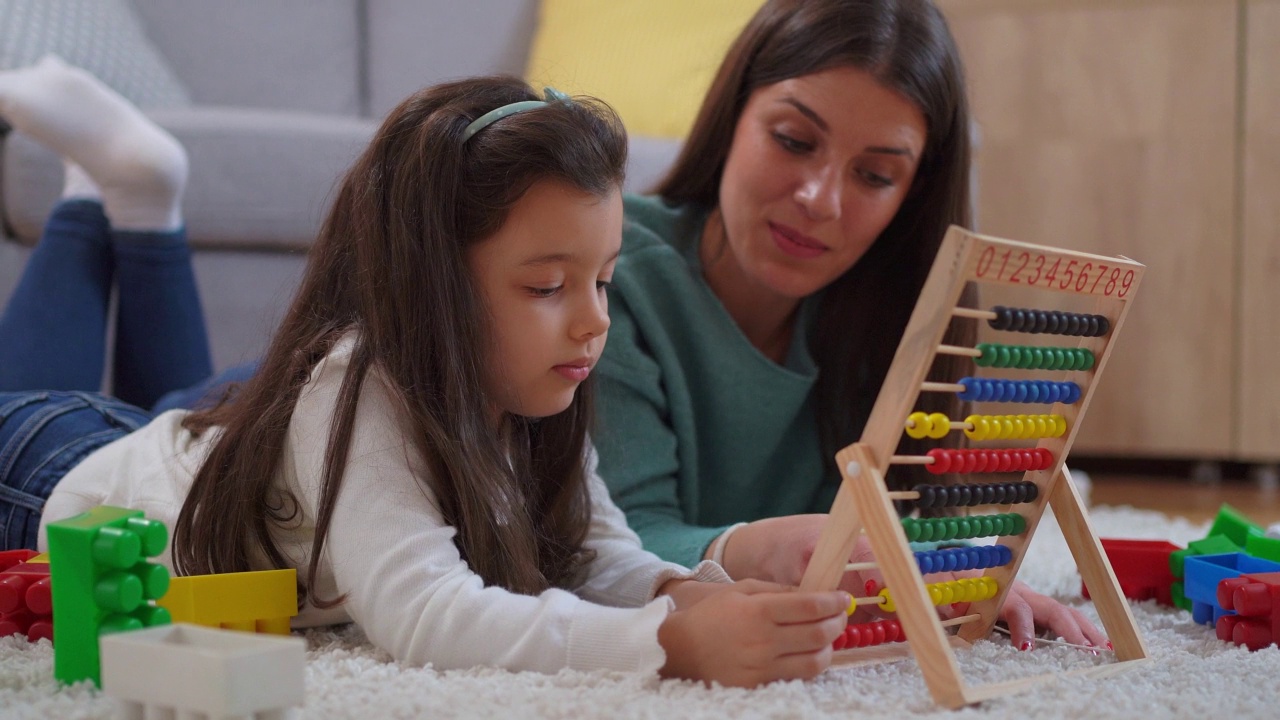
[716,66,927,301]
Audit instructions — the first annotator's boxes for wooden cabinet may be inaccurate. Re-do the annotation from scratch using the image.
[936,0,1257,459]
[1239,0,1280,459]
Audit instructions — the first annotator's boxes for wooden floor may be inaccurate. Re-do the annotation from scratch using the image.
[1088,473,1280,526]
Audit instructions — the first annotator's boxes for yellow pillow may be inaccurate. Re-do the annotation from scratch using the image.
[526,0,764,139]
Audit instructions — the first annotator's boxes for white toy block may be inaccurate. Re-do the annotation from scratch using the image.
[100,623,305,719]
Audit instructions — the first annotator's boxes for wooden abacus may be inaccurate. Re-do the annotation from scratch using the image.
[800,225,1149,708]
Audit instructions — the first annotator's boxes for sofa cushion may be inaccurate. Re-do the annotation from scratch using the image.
[130,0,363,115]
[525,0,760,139]
[0,0,190,108]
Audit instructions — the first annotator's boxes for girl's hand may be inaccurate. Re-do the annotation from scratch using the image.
[996,580,1109,651]
[657,588,849,687]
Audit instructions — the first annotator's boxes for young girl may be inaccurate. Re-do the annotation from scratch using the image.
[0,60,850,687]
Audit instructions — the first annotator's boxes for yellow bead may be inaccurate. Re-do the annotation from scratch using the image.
[927,412,951,439]
[1054,415,1068,437]
[964,415,988,441]
[906,411,931,440]
[997,417,1015,439]
[929,585,943,605]
[879,588,896,613]
[1033,416,1049,437]
[847,595,858,616]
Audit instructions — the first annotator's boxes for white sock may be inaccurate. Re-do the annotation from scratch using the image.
[0,55,187,231]
[62,161,102,201]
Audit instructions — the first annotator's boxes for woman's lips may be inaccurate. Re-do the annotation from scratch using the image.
[770,222,828,259]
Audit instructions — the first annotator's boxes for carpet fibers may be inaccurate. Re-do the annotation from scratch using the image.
[2,506,1273,719]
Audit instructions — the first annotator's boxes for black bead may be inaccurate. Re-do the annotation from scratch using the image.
[991,306,1010,330]
[1046,312,1062,334]
[1097,315,1111,336]
[1086,316,1100,336]
[1024,483,1039,502]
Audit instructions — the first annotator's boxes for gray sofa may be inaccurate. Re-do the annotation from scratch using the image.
[0,0,682,372]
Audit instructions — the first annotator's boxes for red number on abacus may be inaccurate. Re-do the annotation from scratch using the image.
[1010,252,1030,282]
[976,246,995,277]
[1118,269,1135,297]
[1059,260,1078,290]
[1091,264,1110,292]
[998,250,1011,280]
[1105,267,1120,295]
[1044,258,1060,286]
[1027,254,1045,285]
[1075,262,1093,292]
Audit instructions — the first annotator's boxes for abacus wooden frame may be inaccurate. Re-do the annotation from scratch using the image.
[799,225,1149,708]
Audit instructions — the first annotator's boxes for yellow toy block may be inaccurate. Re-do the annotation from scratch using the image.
[158,569,297,635]
[27,553,49,563]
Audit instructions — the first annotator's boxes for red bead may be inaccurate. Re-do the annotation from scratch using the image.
[926,448,950,474]
[997,451,1014,473]
[871,622,887,646]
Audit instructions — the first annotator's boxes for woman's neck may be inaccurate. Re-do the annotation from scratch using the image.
[699,210,801,365]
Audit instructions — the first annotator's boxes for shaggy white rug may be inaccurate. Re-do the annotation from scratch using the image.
[2,505,1274,720]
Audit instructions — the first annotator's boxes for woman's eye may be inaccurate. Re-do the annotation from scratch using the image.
[860,170,894,188]
[527,285,562,298]
[772,132,812,154]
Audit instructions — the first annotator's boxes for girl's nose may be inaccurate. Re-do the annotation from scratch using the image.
[573,288,611,340]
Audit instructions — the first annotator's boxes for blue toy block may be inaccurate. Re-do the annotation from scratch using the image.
[1183,553,1280,625]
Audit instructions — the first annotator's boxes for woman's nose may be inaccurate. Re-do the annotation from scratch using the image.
[794,166,842,222]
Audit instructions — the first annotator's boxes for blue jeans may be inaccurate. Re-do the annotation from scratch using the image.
[0,199,212,410]
[0,391,152,549]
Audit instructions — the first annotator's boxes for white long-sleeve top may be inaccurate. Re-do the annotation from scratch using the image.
[39,334,728,674]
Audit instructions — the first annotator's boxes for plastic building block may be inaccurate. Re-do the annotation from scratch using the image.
[1216,571,1280,650]
[1207,504,1264,548]
[158,569,298,634]
[1170,535,1243,610]
[1083,539,1180,606]
[1245,534,1280,564]
[0,556,53,643]
[0,549,38,570]
[100,623,304,719]
[46,505,172,686]
[1183,552,1280,625]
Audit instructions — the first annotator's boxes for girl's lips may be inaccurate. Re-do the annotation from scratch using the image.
[769,223,828,259]
[553,364,591,382]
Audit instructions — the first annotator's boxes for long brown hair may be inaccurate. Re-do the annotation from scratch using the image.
[656,0,975,491]
[174,77,629,605]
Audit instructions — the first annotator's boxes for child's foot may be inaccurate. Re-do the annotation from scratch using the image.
[0,55,186,231]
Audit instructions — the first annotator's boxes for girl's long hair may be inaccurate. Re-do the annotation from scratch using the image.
[174,77,629,604]
[656,0,975,491]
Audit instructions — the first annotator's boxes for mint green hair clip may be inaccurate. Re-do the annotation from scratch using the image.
[461,87,572,143]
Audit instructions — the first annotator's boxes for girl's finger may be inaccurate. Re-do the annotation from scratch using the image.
[765,591,852,625]
[1002,595,1036,650]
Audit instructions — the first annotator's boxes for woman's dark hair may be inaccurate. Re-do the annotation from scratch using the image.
[174,77,628,604]
[657,0,975,490]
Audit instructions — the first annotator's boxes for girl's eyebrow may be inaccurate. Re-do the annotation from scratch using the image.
[520,248,622,267]
[779,97,918,162]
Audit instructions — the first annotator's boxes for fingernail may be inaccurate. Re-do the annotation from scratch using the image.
[865,579,878,595]
[1106,641,1113,650]
[1019,641,1033,651]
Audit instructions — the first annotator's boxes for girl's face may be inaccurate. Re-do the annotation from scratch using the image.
[467,180,623,419]
[715,65,927,301]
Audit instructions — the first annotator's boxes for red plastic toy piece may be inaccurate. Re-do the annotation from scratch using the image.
[1215,571,1280,651]
[1082,538,1180,606]
[0,554,53,643]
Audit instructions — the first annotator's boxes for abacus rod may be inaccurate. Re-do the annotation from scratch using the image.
[951,307,996,321]
[886,491,921,501]
[921,381,966,393]
[937,344,982,358]
[891,455,936,465]
[940,613,982,628]
[845,561,878,572]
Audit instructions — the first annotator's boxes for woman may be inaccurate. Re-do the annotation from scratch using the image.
[593,0,1106,652]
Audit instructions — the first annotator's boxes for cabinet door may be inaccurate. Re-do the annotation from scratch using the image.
[1239,0,1280,459]
[938,0,1239,457]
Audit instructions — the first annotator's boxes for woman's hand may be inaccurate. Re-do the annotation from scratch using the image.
[657,587,849,687]
[995,580,1109,651]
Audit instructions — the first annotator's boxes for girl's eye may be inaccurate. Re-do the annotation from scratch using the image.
[772,132,813,154]
[527,285,562,298]
[596,279,614,292]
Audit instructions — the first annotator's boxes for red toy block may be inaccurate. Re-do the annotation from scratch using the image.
[1215,571,1280,651]
[1083,539,1180,606]
[0,558,53,643]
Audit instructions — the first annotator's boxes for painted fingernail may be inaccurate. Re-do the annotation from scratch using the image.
[1019,641,1033,651]
[1106,641,1113,650]
[865,579,878,595]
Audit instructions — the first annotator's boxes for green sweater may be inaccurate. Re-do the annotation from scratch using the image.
[594,195,838,568]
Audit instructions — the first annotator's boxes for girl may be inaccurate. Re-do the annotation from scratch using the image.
[593,0,1108,651]
[0,59,850,687]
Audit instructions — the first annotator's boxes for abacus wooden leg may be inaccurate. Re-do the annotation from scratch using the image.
[1050,464,1149,662]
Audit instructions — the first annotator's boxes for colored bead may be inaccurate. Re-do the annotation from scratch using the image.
[977,343,997,366]
[904,519,921,542]
[926,448,949,474]
[990,306,1010,331]
[1086,317,1100,336]
[879,588,896,613]
[906,411,932,439]
[926,412,950,439]
[1097,316,1111,336]
[847,595,858,615]
[958,377,981,402]
[996,346,1012,367]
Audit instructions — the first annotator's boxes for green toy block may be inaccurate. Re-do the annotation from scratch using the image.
[46,506,171,686]
[1208,504,1264,548]
[1171,581,1188,611]
[1170,535,1242,578]
[1246,534,1280,563]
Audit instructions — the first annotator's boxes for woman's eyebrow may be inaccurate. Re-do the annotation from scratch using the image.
[780,97,828,132]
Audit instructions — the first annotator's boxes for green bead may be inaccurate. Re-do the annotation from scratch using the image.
[980,517,995,536]
[976,344,996,367]
[1030,347,1045,369]
[1017,347,1035,369]
[1081,350,1096,370]
[904,519,921,542]
[945,519,960,540]
[1011,514,1027,534]
[996,346,1012,368]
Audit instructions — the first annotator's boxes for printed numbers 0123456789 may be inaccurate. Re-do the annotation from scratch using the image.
[974,247,1133,298]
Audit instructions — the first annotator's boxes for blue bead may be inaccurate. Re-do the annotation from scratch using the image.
[1046,383,1061,403]
[1066,382,1081,404]
[957,377,980,402]
[1013,382,1029,403]
[998,546,1013,565]
[976,547,992,568]
[943,552,958,572]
